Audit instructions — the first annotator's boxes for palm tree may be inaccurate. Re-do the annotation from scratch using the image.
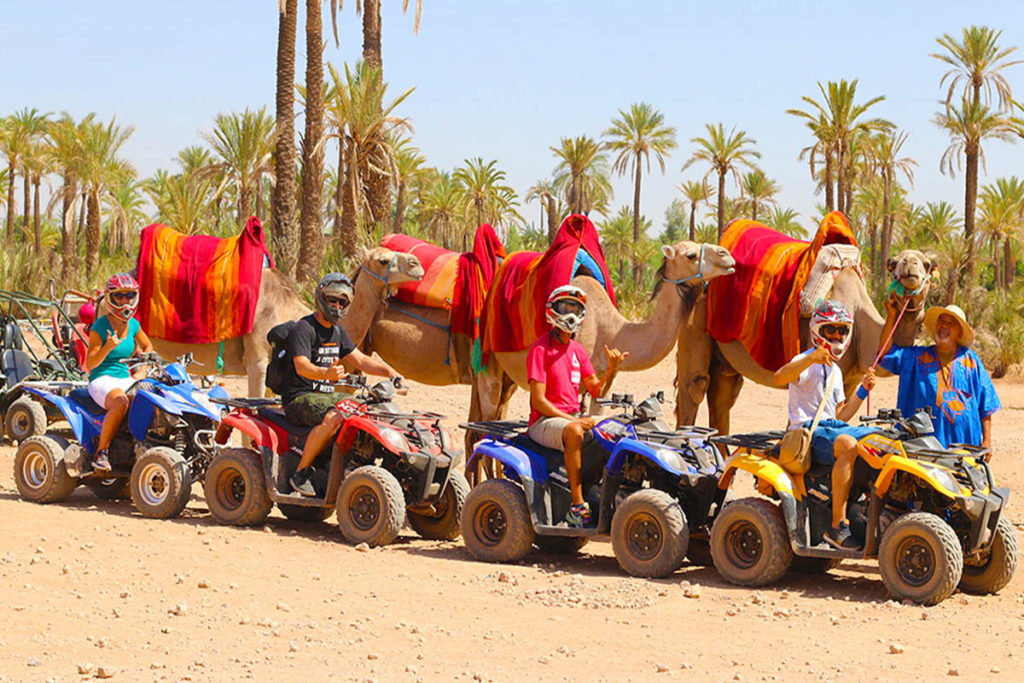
[602,102,677,280]
[419,171,462,249]
[272,0,299,277]
[792,110,836,210]
[297,0,329,282]
[865,129,917,283]
[933,26,1021,113]
[551,135,612,216]
[391,136,425,233]
[106,178,148,253]
[327,60,414,254]
[146,169,215,236]
[78,117,135,278]
[737,168,779,222]
[44,113,94,281]
[786,80,890,215]
[682,123,760,239]
[454,157,517,239]
[765,206,805,238]
[202,107,276,228]
[599,206,634,284]
[525,178,561,243]
[677,179,711,241]
[978,177,1024,289]
[934,98,1018,280]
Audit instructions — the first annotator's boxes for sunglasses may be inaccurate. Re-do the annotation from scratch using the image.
[324,295,350,307]
[821,324,849,338]
[111,291,137,304]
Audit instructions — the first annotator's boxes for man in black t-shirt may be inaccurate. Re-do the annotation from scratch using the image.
[285,273,401,496]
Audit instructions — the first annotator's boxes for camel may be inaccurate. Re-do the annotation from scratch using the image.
[674,248,934,434]
[148,247,423,398]
[472,241,736,440]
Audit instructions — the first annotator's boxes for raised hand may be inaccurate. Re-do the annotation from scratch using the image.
[325,358,346,382]
[604,344,629,372]
[809,345,833,366]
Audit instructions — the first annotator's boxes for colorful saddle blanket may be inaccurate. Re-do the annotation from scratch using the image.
[136,217,274,344]
[480,214,615,364]
[381,234,459,310]
[706,211,858,371]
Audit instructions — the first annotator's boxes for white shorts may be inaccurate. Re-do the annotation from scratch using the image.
[527,416,572,450]
[87,375,136,407]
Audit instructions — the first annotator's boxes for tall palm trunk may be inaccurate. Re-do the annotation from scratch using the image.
[22,173,30,243]
[631,158,642,283]
[869,222,879,288]
[1003,237,1014,289]
[85,189,101,279]
[255,175,265,223]
[32,174,41,253]
[272,0,299,278]
[339,138,359,255]
[835,145,846,215]
[716,171,726,240]
[688,201,696,241]
[963,146,979,281]
[4,160,15,243]
[77,190,86,239]
[299,0,326,280]
[879,170,893,291]
[362,0,391,237]
[545,197,558,243]
[824,152,834,211]
[60,172,76,282]
[334,140,345,235]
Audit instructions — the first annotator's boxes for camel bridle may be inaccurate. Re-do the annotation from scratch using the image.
[359,254,398,299]
[661,243,710,292]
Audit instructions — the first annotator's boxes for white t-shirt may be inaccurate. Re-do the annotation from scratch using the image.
[786,348,845,427]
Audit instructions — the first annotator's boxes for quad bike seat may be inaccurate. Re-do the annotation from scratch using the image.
[1,318,24,351]
[68,387,104,415]
[512,432,602,482]
[258,407,315,439]
[1,349,36,389]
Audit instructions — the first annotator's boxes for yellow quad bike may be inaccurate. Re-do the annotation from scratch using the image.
[708,408,1018,606]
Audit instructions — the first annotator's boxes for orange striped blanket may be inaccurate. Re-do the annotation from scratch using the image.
[381,234,459,309]
[706,211,857,371]
[136,218,273,344]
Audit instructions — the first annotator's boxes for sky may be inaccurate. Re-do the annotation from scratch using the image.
[5,1,1024,237]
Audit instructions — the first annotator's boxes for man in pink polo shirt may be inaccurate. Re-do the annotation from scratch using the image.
[527,285,628,527]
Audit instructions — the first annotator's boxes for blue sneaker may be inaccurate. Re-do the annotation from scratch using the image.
[566,502,593,528]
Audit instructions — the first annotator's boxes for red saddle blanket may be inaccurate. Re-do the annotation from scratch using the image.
[136,217,273,344]
[480,214,615,363]
[706,211,857,371]
[381,225,507,340]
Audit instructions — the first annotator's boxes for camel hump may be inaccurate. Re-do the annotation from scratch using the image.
[800,243,863,317]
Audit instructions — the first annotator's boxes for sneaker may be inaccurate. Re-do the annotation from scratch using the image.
[290,467,316,497]
[824,521,862,550]
[566,502,593,528]
[92,449,111,473]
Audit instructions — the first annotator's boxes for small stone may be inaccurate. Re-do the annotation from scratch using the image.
[77,662,94,674]
[355,543,370,552]
[497,572,511,583]
[169,603,187,616]
[96,666,117,678]
[656,663,670,673]
[27,657,41,667]
[538,656,550,664]
[276,602,291,612]
[263,526,272,533]
[683,585,701,599]
[888,643,905,655]
[991,667,1001,674]
[367,653,378,660]
[289,643,299,653]
[197,580,210,589]
[947,669,959,677]
[35,546,45,554]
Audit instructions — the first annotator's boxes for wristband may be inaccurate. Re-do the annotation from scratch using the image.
[856,384,869,400]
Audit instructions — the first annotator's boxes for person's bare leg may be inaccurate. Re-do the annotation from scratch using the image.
[297,410,344,471]
[97,391,129,451]
[830,434,858,528]
[562,422,585,505]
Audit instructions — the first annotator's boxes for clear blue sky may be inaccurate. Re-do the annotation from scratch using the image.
[5,1,1024,237]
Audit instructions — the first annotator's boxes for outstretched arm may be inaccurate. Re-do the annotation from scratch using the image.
[344,348,399,380]
[773,346,830,387]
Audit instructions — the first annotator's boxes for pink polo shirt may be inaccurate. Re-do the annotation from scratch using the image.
[526,333,596,424]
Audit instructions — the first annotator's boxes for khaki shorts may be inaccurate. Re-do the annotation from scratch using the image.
[284,392,339,426]
[527,416,571,450]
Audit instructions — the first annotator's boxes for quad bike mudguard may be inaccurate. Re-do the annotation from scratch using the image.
[214,412,281,453]
[127,388,217,442]
[605,438,693,477]
[22,385,101,450]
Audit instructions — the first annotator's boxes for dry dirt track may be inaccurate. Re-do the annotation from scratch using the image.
[2,356,1024,682]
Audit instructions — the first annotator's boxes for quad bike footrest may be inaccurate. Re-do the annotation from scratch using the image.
[534,524,600,538]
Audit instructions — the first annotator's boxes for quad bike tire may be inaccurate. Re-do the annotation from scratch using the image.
[710,497,793,587]
[878,512,963,605]
[14,434,77,503]
[203,448,273,526]
[959,516,1019,595]
[278,504,334,523]
[534,536,589,555]
[790,556,842,574]
[408,470,471,541]
[336,465,406,547]
[130,446,192,519]
[86,478,132,500]
[5,397,47,444]
[461,478,535,563]
[611,489,689,578]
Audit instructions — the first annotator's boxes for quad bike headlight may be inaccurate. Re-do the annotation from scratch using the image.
[925,466,963,497]
[379,427,410,453]
[653,446,690,474]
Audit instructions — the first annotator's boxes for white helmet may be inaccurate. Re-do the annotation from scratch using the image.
[545,285,587,335]
[810,299,853,360]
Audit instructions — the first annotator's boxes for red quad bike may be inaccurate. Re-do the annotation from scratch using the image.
[204,377,470,547]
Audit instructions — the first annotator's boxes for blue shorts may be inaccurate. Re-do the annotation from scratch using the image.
[805,419,878,466]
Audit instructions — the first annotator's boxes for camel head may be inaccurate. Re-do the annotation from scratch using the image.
[887,249,937,313]
[660,240,735,287]
[356,246,425,290]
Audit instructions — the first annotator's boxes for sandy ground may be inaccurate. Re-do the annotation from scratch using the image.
[2,356,1024,682]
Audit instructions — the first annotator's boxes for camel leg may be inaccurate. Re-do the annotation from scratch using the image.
[706,353,743,436]
[466,368,506,486]
[675,299,713,428]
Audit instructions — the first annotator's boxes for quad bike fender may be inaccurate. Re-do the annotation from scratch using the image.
[606,437,690,477]
[466,437,547,484]
[873,457,966,499]
[20,386,90,439]
[337,415,406,455]
[719,452,798,498]
[214,413,281,453]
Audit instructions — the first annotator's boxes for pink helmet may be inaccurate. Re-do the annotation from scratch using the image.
[545,285,587,334]
[104,273,139,322]
[810,299,853,360]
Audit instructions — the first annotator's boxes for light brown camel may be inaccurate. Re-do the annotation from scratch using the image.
[471,241,736,446]
[674,248,934,433]
[148,247,422,397]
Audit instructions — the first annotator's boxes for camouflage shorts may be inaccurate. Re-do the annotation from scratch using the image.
[284,392,338,426]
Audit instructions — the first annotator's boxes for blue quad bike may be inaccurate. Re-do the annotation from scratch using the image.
[12,352,229,519]
[459,392,725,577]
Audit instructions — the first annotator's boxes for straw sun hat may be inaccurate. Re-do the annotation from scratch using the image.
[923,304,975,347]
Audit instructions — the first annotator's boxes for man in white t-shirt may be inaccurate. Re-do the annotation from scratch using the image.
[773,300,876,549]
